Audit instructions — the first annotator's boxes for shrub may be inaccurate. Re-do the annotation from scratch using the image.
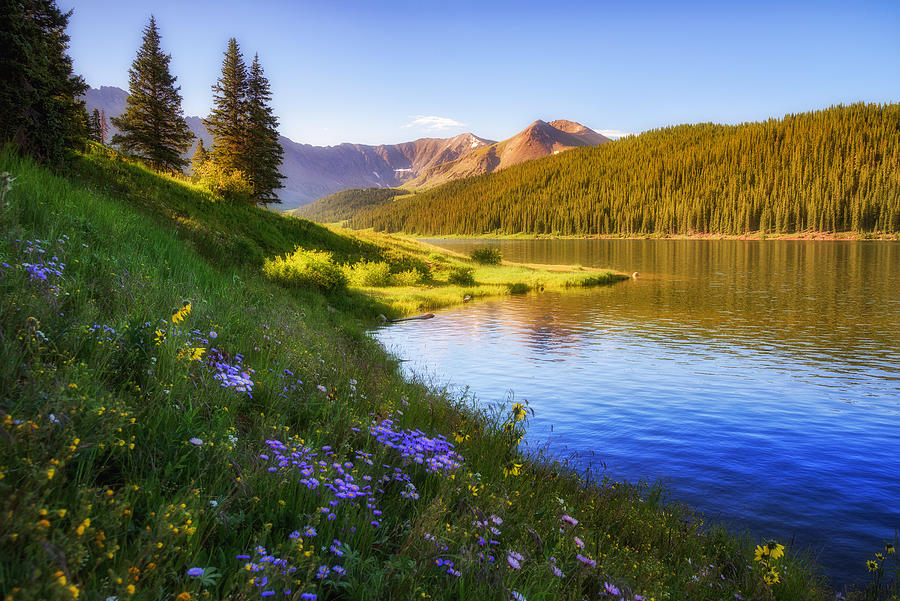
[470,246,502,265]
[345,260,392,287]
[263,247,347,292]
[447,266,475,286]
[384,250,432,280]
[391,269,425,287]
[194,162,253,202]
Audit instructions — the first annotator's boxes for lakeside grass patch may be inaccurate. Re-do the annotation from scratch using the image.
[0,146,861,601]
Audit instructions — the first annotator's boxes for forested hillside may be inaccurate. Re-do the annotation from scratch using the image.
[292,187,410,222]
[349,104,900,236]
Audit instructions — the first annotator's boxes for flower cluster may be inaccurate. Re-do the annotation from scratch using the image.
[369,418,463,475]
[207,348,254,395]
[753,540,785,585]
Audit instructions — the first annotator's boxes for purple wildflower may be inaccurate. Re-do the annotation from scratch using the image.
[187,567,204,577]
[576,554,597,568]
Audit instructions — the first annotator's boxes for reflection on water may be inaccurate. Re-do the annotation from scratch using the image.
[374,239,900,587]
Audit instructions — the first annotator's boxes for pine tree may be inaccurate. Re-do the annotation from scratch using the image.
[191,138,209,175]
[88,108,102,143]
[98,108,109,144]
[0,0,88,163]
[111,16,193,172]
[204,38,249,175]
[245,53,284,205]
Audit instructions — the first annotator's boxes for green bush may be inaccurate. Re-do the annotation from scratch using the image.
[194,162,253,202]
[470,246,502,265]
[391,269,425,286]
[345,260,392,287]
[384,250,432,280]
[263,247,347,292]
[447,266,475,286]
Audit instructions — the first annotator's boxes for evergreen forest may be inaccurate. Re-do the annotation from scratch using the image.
[347,104,900,236]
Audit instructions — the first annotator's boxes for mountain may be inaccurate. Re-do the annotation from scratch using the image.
[347,103,900,237]
[80,86,607,209]
[403,119,610,189]
[272,133,495,209]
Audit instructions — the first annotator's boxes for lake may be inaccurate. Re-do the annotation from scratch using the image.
[372,239,900,588]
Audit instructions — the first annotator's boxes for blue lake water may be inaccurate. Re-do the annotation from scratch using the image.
[372,239,900,588]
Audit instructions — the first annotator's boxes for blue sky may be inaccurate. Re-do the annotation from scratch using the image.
[62,0,900,146]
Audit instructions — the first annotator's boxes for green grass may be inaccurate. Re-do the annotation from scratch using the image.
[2,145,887,601]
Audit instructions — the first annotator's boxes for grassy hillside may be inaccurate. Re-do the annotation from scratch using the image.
[3,146,885,601]
[291,188,409,225]
[348,103,900,237]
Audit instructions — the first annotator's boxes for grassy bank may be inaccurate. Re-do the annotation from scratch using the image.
[1,147,890,601]
[331,230,627,315]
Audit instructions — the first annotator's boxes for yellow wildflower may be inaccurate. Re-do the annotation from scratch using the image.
[503,461,523,478]
[867,560,879,572]
[511,402,527,422]
[765,540,785,560]
[126,584,135,594]
[46,467,56,480]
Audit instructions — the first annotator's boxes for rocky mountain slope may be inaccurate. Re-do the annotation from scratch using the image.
[404,119,610,188]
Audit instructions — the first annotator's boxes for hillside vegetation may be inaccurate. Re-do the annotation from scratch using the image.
[292,188,410,224]
[1,145,857,600]
[347,104,900,236]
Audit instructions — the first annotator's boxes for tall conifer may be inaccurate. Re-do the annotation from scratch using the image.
[191,138,209,174]
[204,38,248,175]
[0,0,87,163]
[111,16,193,172]
[88,109,102,143]
[245,54,284,205]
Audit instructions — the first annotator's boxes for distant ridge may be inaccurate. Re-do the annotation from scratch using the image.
[81,86,607,209]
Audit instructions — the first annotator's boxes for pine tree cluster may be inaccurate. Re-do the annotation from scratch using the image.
[0,0,88,163]
[201,38,284,205]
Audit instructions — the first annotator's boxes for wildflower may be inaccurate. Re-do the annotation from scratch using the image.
[561,514,578,527]
[550,564,565,578]
[187,567,204,577]
[574,536,585,548]
[46,467,56,480]
[316,384,327,393]
[176,594,191,601]
[867,560,879,572]
[511,592,526,601]
[126,584,135,595]
[503,461,522,478]
[602,582,621,596]
[763,568,780,584]
[332,566,346,576]
[511,402,527,422]
[209,331,217,339]
[189,438,203,446]
[576,554,596,568]
[172,302,192,324]
[316,565,328,579]
[753,545,770,562]
[300,594,317,600]
[886,544,896,556]
[765,540,785,560]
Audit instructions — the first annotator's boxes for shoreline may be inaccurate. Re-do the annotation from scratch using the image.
[404,230,900,241]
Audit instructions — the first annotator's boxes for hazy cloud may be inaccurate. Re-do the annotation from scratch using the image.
[596,128,632,139]
[404,115,466,132]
